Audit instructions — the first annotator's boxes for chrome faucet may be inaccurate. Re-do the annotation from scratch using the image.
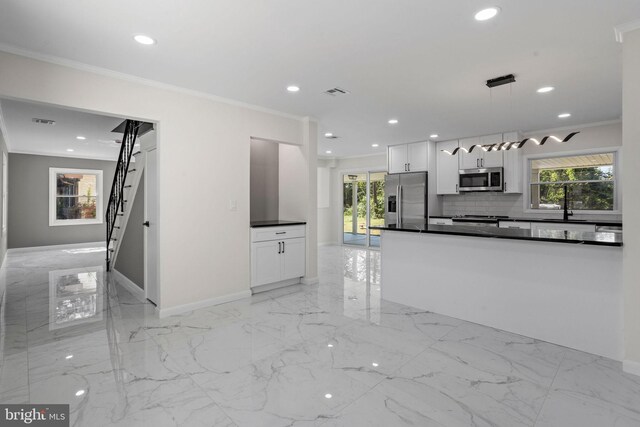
[563,184,573,221]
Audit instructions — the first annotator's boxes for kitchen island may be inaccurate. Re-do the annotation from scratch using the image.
[370,221,623,360]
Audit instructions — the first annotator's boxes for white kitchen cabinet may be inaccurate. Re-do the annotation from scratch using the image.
[387,141,428,173]
[479,134,504,168]
[436,139,460,194]
[531,222,596,233]
[502,131,523,193]
[459,137,481,169]
[459,135,504,169]
[407,141,428,172]
[388,145,408,174]
[281,237,306,279]
[251,225,306,289]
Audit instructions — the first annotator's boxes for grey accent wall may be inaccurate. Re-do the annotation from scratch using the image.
[250,139,279,222]
[8,153,116,249]
[114,171,144,289]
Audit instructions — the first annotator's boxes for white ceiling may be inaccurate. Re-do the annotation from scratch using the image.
[0,0,638,157]
[0,98,125,160]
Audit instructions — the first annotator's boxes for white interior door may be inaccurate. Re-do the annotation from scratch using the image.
[145,148,159,305]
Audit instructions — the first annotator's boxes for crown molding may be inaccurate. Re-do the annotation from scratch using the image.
[615,20,640,43]
[0,43,304,122]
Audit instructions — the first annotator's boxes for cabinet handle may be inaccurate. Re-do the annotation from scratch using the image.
[504,182,507,192]
[282,241,285,253]
[278,242,281,254]
[407,163,410,171]
[476,159,479,168]
[276,232,286,235]
[456,183,458,193]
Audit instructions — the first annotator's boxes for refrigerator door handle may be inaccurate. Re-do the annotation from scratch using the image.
[396,184,401,226]
[398,184,403,226]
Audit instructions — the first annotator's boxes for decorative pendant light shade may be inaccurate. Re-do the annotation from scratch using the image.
[441,132,580,155]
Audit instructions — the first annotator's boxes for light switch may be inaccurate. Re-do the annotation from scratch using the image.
[229,199,237,211]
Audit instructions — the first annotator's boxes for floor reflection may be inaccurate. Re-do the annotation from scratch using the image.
[49,267,103,330]
[341,247,382,324]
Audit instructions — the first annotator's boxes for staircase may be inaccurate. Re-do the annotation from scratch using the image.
[106,119,143,271]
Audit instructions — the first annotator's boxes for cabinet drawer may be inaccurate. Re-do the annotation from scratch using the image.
[429,218,453,225]
[499,221,531,230]
[251,225,306,242]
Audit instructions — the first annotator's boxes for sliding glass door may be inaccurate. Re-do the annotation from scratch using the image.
[342,171,386,248]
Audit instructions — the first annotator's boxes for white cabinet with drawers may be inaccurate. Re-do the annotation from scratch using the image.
[251,225,306,290]
[429,218,453,225]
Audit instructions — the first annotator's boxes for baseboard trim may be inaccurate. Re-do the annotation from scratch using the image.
[111,268,145,301]
[623,359,640,377]
[7,241,104,254]
[158,290,251,318]
[301,276,319,285]
[251,278,301,294]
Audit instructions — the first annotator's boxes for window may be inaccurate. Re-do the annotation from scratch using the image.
[49,168,103,226]
[528,152,617,212]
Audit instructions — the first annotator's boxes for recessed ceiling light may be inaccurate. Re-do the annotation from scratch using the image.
[430,134,439,139]
[75,390,85,397]
[371,144,379,147]
[66,149,75,152]
[372,362,379,367]
[558,113,571,118]
[325,394,333,399]
[475,7,500,21]
[134,34,156,45]
[325,150,332,154]
[324,132,333,138]
[537,86,555,94]
[388,119,398,125]
[65,354,73,360]
[76,136,86,140]
[287,85,300,92]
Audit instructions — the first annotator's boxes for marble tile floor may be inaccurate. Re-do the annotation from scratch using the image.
[0,244,639,426]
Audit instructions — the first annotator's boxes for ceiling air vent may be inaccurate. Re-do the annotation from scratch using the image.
[323,87,350,96]
[32,118,56,125]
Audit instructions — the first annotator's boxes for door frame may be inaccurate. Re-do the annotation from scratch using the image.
[142,138,159,306]
[340,169,386,249]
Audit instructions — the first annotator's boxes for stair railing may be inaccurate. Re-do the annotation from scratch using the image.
[106,119,142,270]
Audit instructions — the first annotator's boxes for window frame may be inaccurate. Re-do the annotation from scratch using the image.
[523,147,622,215]
[49,167,104,227]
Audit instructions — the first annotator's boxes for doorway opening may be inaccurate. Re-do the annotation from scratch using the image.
[342,171,386,248]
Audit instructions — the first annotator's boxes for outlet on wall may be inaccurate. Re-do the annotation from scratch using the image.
[229,199,237,211]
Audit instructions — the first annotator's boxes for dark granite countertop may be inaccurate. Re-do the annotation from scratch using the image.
[250,220,307,228]
[429,215,622,227]
[370,221,623,247]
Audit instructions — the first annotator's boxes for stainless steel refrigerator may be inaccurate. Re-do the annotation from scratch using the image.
[384,172,428,226]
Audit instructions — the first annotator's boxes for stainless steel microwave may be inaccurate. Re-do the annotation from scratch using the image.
[459,167,503,192]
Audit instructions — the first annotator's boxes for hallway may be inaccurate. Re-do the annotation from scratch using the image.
[0,244,639,426]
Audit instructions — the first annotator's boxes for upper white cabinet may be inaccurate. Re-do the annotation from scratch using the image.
[480,134,504,168]
[459,137,481,169]
[387,141,429,174]
[502,131,522,193]
[436,139,460,195]
[459,134,504,169]
[388,145,408,174]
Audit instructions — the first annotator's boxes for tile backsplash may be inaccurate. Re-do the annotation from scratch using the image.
[441,193,622,221]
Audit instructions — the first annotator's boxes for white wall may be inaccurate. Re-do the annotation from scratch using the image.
[0,51,316,312]
[622,28,640,375]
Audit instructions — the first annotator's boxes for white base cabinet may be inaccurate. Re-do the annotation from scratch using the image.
[251,225,306,289]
